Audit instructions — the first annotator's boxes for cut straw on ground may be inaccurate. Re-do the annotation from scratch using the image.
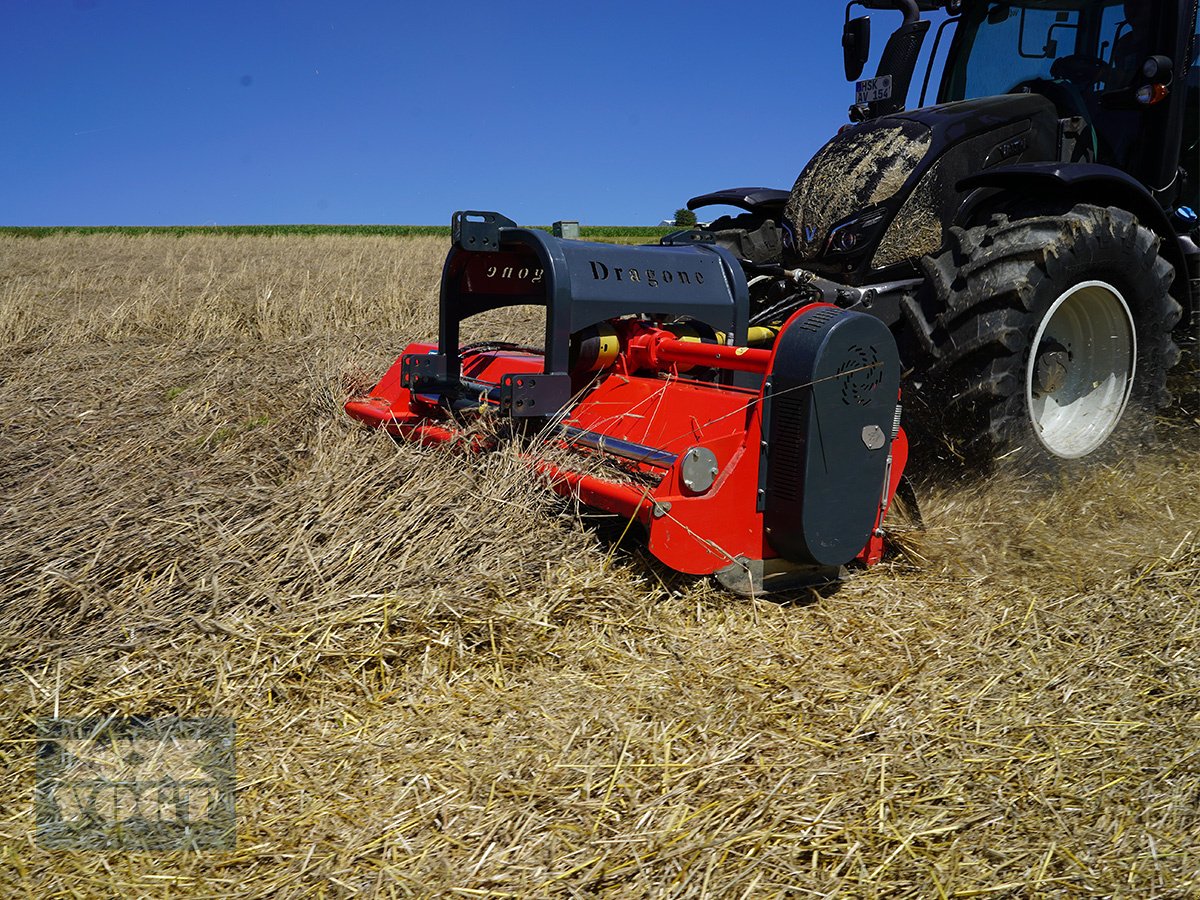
[1,234,1198,898]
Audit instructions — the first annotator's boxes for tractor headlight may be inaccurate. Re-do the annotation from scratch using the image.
[824,207,889,256]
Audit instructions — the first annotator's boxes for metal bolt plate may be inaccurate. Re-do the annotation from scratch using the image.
[680,446,719,493]
[861,424,886,451]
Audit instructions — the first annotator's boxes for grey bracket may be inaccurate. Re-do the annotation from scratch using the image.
[498,372,572,418]
[399,353,451,391]
[451,210,518,253]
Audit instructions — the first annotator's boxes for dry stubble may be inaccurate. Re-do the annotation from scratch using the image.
[1,235,1198,898]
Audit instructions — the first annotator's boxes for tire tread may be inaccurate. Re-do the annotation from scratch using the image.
[906,203,1181,464]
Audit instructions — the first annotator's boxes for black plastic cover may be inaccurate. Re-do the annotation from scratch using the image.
[761,306,901,568]
[686,188,790,215]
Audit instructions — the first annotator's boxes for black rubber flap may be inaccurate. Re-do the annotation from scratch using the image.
[762,306,900,567]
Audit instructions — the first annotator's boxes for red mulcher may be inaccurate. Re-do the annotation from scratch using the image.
[346,212,908,593]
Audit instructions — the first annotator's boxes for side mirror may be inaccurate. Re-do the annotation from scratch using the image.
[843,16,871,81]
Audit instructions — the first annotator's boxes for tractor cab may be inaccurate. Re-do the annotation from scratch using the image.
[840,0,1196,219]
[932,0,1198,217]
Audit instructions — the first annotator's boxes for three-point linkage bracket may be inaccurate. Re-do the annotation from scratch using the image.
[498,372,572,418]
[399,353,451,392]
[451,210,518,252]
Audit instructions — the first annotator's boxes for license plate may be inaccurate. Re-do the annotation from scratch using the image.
[855,75,893,105]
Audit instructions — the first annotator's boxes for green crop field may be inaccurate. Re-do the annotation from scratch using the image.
[0,224,676,240]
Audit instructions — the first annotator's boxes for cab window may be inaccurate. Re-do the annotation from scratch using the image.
[941,3,1084,100]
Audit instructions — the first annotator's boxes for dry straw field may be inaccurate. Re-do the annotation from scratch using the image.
[2,233,1199,897]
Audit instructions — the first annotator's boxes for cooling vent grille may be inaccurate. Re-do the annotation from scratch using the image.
[838,343,884,406]
[768,396,805,503]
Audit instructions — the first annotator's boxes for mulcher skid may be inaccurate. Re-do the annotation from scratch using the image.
[346,212,909,593]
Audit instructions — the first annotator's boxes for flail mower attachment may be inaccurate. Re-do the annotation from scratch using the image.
[346,211,908,593]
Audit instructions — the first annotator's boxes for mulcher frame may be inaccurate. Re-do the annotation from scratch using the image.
[346,213,909,590]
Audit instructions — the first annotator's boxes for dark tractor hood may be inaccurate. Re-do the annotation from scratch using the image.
[783,93,1058,282]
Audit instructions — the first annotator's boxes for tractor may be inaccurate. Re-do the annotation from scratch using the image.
[346,0,1199,591]
[692,0,1198,464]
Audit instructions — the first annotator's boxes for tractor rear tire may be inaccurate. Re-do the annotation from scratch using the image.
[909,204,1181,469]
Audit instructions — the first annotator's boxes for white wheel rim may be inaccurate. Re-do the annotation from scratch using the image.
[1024,280,1136,459]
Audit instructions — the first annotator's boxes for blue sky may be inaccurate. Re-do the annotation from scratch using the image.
[2,1,949,226]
